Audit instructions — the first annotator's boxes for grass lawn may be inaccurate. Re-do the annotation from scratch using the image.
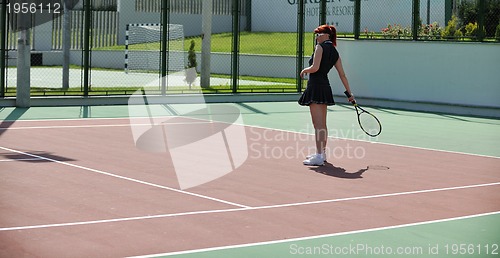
[96,31,499,55]
[96,32,320,56]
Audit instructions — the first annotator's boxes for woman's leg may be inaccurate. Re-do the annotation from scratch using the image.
[309,103,328,155]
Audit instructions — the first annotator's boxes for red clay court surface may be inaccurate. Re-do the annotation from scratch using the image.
[0,117,499,257]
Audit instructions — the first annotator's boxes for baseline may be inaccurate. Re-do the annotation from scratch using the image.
[1,181,498,232]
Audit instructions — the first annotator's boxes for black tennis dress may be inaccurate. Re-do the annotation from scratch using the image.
[298,40,339,106]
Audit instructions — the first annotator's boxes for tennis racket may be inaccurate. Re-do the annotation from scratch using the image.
[344,91,382,137]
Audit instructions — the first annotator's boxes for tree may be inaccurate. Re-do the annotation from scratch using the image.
[185,40,197,88]
[187,40,197,70]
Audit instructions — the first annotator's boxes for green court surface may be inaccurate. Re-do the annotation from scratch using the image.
[156,212,500,258]
[1,102,499,157]
[1,102,499,258]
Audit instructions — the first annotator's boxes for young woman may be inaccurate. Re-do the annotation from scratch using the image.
[299,24,355,166]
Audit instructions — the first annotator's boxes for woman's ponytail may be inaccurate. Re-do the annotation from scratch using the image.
[328,25,337,46]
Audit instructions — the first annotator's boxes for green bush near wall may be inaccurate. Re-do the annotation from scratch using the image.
[496,22,500,41]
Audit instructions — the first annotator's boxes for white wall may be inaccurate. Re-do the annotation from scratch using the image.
[210,40,500,108]
[331,40,500,108]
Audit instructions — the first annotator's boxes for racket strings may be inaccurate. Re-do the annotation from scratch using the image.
[358,112,381,136]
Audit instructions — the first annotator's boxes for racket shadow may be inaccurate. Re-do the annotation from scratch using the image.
[309,163,368,179]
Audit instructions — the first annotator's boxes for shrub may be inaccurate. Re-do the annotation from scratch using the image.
[485,0,500,38]
[185,40,198,88]
[442,15,462,40]
[496,22,500,41]
[381,24,411,39]
[458,0,500,38]
[186,40,197,70]
[464,22,478,38]
[458,1,477,27]
[419,22,442,40]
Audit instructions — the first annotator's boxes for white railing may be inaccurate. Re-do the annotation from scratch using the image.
[4,0,243,50]
[135,0,247,15]
[52,10,118,49]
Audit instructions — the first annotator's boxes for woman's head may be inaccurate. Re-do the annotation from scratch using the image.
[314,24,337,46]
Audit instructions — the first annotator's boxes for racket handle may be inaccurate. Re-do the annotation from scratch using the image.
[344,91,356,104]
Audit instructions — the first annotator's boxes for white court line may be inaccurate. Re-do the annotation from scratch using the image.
[236,122,500,160]
[0,146,250,209]
[1,117,497,159]
[129,211,500,258]
[0,116,167,123]
[0,122,213,130]
[0,181,498,232]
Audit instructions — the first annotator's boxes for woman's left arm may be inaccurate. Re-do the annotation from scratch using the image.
[334,57,355,102]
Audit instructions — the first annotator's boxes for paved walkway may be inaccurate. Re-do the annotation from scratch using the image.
[6,68,292,88]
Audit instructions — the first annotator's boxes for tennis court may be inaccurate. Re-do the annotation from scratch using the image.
[0,102,499,257]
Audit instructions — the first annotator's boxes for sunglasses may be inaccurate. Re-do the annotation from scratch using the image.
[315,33,327,37]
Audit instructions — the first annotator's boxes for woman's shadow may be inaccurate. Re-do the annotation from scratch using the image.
[309,162,368,179]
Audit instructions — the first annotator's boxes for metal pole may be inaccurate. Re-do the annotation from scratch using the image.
[477,0,485,41]
[62,0,72,90]
[0,0,7,98]
[245,0,251,31]
[83,0,91,96]
[426,0,430,25]
[445,0,452,26]
[319,0,327,25]
[16,12,31,107]
[297,0,305,92]
[231,0,240,93]
[412,0,420,41]
[161,0,169,95]
[201,0,213,89]
[354,0,361,39]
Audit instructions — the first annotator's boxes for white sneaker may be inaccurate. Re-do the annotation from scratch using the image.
[306,153,326,161]
[303,154,325,166]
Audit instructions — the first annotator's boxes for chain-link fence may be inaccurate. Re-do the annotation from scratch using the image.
[358,0,500,41]
[0,0,498,100]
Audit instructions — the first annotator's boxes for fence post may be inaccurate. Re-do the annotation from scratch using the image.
[354,0,361,39]
[444,0,452,25]
[244,0,251,31]
[83,0,91,96]
[62,1,72,90]
[297,0,305,92]
[412,0,420,41]
[0,0,6,98]
[319,0,327,25]
[16,12,31,107]
[201,0,213,89]
[161,0,169,95]
[231,0,240,93]
[477,0,485,41]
